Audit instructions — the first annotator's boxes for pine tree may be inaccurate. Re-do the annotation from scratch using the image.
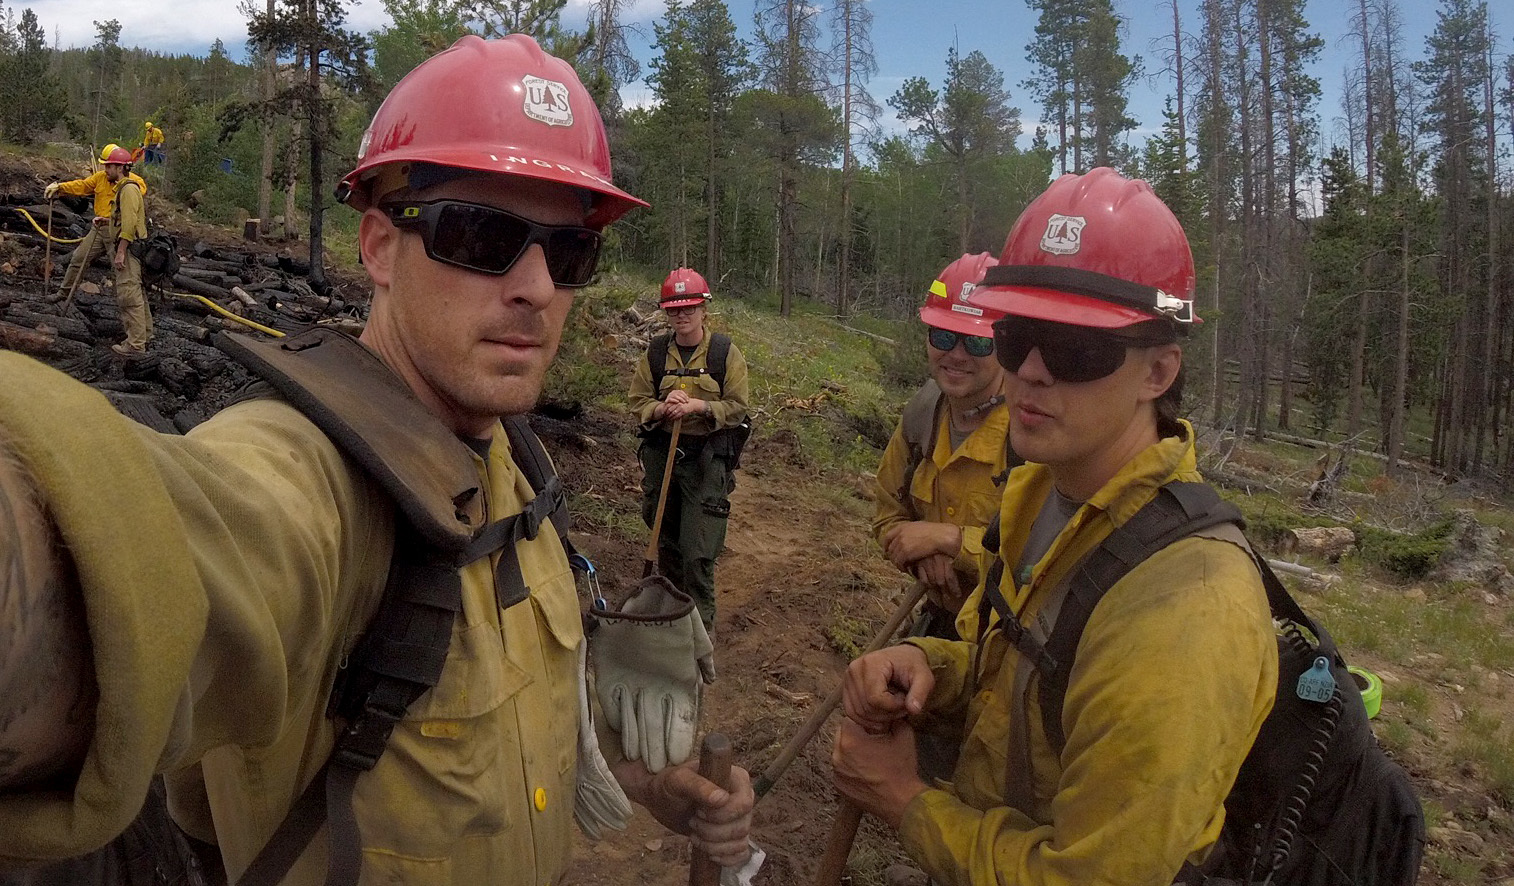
[889,47,1020,253]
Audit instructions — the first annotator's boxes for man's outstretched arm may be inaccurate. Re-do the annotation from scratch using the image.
[0,434,96,791]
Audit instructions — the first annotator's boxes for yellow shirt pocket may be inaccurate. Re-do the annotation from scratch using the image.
[694,373,723,397]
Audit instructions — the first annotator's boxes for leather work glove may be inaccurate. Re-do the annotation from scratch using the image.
[43,183,59,199]
[573,639,633,839]
[591,577,715,773]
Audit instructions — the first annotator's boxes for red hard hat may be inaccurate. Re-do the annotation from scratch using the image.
[973,167,1198,330]
[660,267,711,308]
[918,252,1002,336]
[104,147,134,166]
[337,34,646,227]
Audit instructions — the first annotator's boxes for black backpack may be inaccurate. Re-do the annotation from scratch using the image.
[979,482,1425,885]
[130,231,181,287]
[646,330,752,469]
[117,181,180,287]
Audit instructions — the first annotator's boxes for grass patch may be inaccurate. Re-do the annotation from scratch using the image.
[1453,708,1514,803]
[825,597,873,660]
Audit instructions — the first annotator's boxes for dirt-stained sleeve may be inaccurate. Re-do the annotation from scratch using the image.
[628,348,660,426]
[0,353,389,864]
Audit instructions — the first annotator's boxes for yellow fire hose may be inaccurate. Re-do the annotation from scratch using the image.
[14,205,284,339]
[13,207,86,244]
[167,291,285,338]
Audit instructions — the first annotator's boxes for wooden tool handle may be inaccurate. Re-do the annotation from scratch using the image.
[644,416,684,567]
[752,582,928,799]
[813,800,864,886]
[688,732,735,886]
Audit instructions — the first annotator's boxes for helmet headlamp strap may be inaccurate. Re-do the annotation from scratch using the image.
[985,265,1193,322]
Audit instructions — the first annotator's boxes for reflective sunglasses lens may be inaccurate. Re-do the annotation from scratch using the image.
[927,327,994,357]
[927,327,957,352]
[431,203,531,274]
[544,227,603,287]
[962,335,995,358]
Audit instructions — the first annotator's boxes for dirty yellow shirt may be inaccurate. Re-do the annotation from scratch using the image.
[0,353,583,886]
[54,170,147,217]
[628,330,750,439]
[899,425,1278,886]
[872,390,1012,594]
[112,180,147,245]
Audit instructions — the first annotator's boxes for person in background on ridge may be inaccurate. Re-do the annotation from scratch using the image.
[628,267,751,631]
[0,35,753,886]
[831,168,1278,885]
[873,252,1016,644]
[142,121,165,164]
[42,143,147,304]
[104,146,151,356]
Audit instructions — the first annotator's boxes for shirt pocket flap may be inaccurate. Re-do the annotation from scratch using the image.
[695,374,723,396]
[411,619,526,721]
[531,567,585,651]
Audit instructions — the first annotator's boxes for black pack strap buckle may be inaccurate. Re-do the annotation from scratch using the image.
[333,700,406,772]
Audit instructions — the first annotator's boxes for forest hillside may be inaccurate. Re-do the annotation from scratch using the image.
[2,143,1512,881]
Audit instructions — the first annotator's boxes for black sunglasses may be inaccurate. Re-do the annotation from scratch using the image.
[927,326,995,358]
[383,199,603,287]
[994,317,1170,383]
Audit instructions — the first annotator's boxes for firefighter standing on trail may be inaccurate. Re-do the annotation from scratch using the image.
[42,144,147,304]
[0,34,753,886]
[831,168,1278,884]
[873,252,1016,642]
[106,146,151,355]
[628,267,751,631]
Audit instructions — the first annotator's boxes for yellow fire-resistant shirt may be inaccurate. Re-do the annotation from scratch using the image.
[54,170,147,218]
[0,353,583,886]
[871,387,1013,601]
[899,424,1279,886]
[628,330,750,439]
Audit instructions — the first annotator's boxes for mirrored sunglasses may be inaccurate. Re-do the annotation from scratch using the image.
[927,326,995,358]
[384,199,603,288]
[993,317,1169,383]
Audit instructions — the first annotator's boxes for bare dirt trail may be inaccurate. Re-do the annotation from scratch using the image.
[562,450,911,885]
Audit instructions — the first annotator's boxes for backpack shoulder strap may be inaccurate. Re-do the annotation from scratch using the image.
[501,414,573,554]
[705,332,732,391]
[896,380,944,520]
[216,327,482,552]
[648,332,673,394]
[219,327,569,886]
[1033,481,1245,754]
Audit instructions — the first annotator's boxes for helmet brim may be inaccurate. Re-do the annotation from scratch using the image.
[918,303,996,337]
[660,296,708,309]
[973,284,1160,330]
[342,147,647,226]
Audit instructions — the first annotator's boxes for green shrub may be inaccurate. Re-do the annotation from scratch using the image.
[1355,519,1454,579]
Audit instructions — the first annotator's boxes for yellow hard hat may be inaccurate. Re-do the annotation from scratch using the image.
[145,120,153,127]
[99,143,121,162]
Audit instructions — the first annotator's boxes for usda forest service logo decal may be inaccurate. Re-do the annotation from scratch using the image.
[523,75,573,127]
[1040,213,1086,255]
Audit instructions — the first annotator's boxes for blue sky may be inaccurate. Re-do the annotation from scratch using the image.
[26,0,1510,157]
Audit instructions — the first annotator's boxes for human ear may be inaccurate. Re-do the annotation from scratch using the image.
[1140,345,1183,402]
[357,208,399,288]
